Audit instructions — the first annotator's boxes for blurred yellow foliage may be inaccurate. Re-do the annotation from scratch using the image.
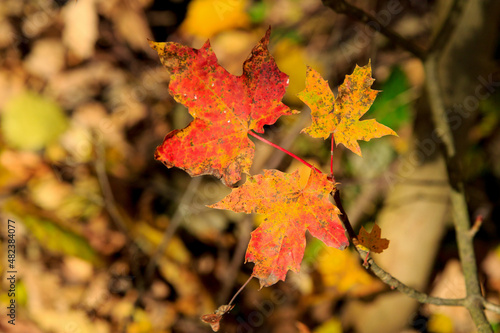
[427,313,454,333]
[127,309,153,333]
[210,30,258,75]
[23,215,101,263]
[313,317,343,333]
[317,248,381,297]
[1,92,68,151]
[180,0,250,39]
[28,173,103,220]
[134,221,191,264]
[158,257,214,315]
[273,39,322,104]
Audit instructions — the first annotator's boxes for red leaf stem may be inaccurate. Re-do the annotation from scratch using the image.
[330,134,335,181]
[248,131,322,174]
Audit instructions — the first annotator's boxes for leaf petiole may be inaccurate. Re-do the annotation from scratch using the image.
[330,135,335,182]
[228,275,253,307]
[248,131,323,174]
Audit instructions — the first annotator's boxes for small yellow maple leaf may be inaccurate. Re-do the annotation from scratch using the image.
[298,62,398,156]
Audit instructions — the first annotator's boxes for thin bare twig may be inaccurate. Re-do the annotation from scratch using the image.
[95,143,131,238]
[333,190,465,307]
[144,176,203,283]
[362,250,466,306]
[217,216,252,304]
[94,141,146,333]
[321,0,426,59]
[426,0,469,55]
[228,275,254,307]
[483,300,500,314]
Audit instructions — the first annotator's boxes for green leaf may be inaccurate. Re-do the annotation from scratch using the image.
[303,238,325,265]
[369,66,411,130]
[248,1,268,23]
[22,215,101,264]
[15,280,28,307]
[1,92,68,150]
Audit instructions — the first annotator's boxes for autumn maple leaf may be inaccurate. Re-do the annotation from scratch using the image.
[149,28,295,186]
[357,224,389,254]
[209,169,349,288]
[298,62,397,156]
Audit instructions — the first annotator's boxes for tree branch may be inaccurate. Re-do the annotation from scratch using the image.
[323,0,492,330]
[363,250,466,306]
[423,0,491,329]
[95,142,132,238]
[333,189,465,307]
[144,176,202,284]
[217,216,252,304]
[321,0,426,59]
[426,0,469,55]
[425,56,492,333]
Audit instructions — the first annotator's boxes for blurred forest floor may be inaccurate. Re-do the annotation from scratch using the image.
[1,0,500,332]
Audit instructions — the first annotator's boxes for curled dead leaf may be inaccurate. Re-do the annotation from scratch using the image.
[357,224,390,254]
[200,304,234,332]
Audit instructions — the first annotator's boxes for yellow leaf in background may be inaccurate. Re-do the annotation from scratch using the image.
[127,309,153,333]
[313,317,343,333]
[134,221,191,264]
[28,172,102,220]
[180,0,249,39]
[0,280,28,308]
[1,92,68,151]
[23,215,101,263]
[210,30,259,75]
[317,248,381,297]
[273,38,322,104]
[427,313,454,333]
[59,178,103,220]
[15,280,28,307]
[5,199,101,264]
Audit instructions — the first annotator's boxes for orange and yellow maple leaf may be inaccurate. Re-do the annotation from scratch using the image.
[209,169,348,288]
[298,62,397,156]
[149,28,295,186]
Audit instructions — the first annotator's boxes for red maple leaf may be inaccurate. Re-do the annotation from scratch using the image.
[149,28,296,186]
[209,168,349,287]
